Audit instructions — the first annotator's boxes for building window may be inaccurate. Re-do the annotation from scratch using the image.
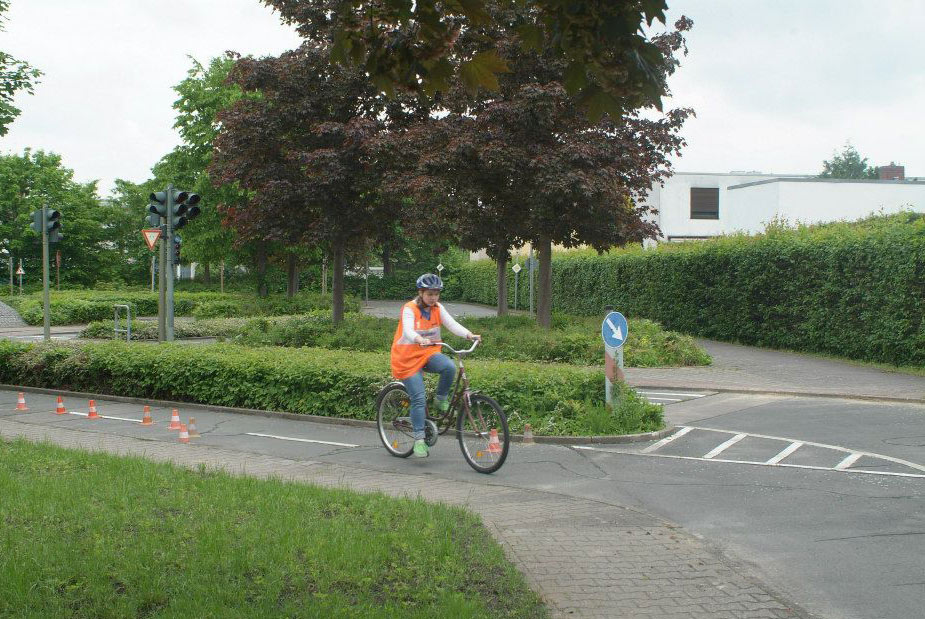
[690,187,719,219]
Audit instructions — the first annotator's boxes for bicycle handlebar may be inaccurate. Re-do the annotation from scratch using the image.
[422,338,480,355]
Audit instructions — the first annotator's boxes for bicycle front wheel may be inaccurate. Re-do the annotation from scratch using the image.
[457,394,509,473]
[376,383,415,458]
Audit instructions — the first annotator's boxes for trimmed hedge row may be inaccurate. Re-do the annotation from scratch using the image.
[0,290,360,326]
[0,340,662,436]
[455,213,925,366]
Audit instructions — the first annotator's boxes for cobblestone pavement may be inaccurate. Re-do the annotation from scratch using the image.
[0,416,810,618]
[0,299,26,327]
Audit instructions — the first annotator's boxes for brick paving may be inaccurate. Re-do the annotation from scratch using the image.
[0,417,809,618]
[0,299,26,327]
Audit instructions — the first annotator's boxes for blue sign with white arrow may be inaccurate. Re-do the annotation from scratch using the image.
[601,311,628,348]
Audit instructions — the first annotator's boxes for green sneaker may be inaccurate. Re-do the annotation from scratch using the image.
[435,399,450,413]
[412,439,429,458]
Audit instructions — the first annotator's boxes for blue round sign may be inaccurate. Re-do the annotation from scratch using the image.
[601,311,628,348]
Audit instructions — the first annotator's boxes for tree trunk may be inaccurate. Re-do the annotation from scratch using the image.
[537,237,552,328]
[286,254,299,298]
[382,242,392,276]
[256,245,268,298]
[496,254,508,316]
[203,262,211,285]
[332,240,345,325]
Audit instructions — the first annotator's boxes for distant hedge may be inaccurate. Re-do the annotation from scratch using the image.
[455,213,925,366]
[0,340,662,436]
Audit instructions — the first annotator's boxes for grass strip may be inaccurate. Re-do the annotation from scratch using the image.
[0,438,547,618]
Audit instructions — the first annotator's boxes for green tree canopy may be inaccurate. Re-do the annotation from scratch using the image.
[0,0,42,136]
[819,143,878,179]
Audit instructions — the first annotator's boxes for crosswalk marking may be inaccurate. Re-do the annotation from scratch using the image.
[642,426,693,453]
[835,452,863,471]
[638,391,709,398]
[703,433,747,459]
[766,441,803,465]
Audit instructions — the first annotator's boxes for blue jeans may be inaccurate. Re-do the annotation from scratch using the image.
[401,354,456,440]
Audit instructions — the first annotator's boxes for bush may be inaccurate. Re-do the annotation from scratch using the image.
[454,213,925,366]
[0,340,662,437]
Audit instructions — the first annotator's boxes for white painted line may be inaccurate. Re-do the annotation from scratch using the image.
[835,452,863,471]
[766,441,803,465]
[685,426,925,473]
[246,432,359,448]
[68,411,141,423]
[646,398,683,402]
[638,391,709,398]
[703,433,747,459]
[641,426,693,453]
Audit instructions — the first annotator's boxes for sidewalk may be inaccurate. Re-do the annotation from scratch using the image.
[0,402,807,619]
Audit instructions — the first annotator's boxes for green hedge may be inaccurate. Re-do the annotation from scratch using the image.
[455,213,925,366]
[0,290,361,326]
[0,340,662,436]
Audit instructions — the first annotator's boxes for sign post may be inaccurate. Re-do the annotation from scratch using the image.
[16,260,24,294]
[601,309,629,410]
[512,262,522,310]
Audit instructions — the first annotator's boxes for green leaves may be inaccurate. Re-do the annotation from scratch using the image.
[458,50,510,94]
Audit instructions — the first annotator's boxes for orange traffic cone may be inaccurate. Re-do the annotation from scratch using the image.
[487,428,503,454]
[187,417,201,438]
[141,405,154,426]
[87,400,100,420]
[167,408,181,430]
[15,392,28,410]
[522,423,534,445]
[55,396,66,415]
[178,423,190,444]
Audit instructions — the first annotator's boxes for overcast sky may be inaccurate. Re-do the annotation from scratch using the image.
[3,1,924,197]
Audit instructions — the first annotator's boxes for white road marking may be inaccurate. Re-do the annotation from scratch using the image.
[642,426,693,453]
[571,446,925,479]
[246,432,358,448]
[638,391,709,398]
[703,433,747,459]
[835,452,863,471]
[645,397,683,402]
[69,411,141,423]
[766,441,803,465]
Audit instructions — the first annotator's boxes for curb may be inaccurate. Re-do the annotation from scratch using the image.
[630,383,925,404]
[1,383,671,445]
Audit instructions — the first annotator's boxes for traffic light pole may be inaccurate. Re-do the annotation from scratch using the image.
[165,184,175,341]
[41,204,51,341]
[158,233,166,342]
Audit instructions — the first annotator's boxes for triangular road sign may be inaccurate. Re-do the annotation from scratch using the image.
[142,228,162,251]
[15,265,24,276]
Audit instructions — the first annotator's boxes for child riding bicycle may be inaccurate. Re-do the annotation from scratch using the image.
[390,273,481,458]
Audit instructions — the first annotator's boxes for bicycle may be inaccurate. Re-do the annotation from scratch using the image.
[375,339,510,474]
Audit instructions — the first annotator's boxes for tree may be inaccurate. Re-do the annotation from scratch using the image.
[0,149,124,287]
[377,5,692,325]
[211,43,429,321]
[265,0,677,120]
[0,0,42,137]
[819,143,878,179]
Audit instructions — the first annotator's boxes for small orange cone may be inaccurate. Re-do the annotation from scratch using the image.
[167,408,181,430]
[523,423,534,445]
[87,400,100,420]
[55,396,66,415]
[487,428,503,454]
[187,417,200,438]
[15,392,28,410]
[178,423,190,444]
[141,405,154,426]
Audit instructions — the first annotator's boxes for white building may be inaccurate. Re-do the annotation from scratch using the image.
[644,170,925,242]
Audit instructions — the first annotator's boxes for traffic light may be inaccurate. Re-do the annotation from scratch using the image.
[149,189,201,230]
[174,234,182,263]
[30,208,63,243]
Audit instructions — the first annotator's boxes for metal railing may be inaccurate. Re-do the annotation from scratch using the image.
[114,304,131,342]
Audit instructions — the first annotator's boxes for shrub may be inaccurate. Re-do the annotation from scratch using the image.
[0,340,662,436]
[454,212,925,366]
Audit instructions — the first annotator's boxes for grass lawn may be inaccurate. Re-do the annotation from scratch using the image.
[0,439,547,618]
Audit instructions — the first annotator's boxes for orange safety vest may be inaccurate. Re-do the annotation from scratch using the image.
[391,300,442,379]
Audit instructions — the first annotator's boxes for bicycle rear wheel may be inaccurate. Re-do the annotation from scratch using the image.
[376,384,415,457]
[457,394,509,473]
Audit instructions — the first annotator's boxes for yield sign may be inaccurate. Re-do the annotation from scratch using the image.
[142,228,162,251]
[15,265,24,276]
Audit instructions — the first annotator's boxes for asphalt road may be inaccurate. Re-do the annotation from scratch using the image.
[3,388,923,619]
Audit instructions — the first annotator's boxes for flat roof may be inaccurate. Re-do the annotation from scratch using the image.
[729,177,925,190]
